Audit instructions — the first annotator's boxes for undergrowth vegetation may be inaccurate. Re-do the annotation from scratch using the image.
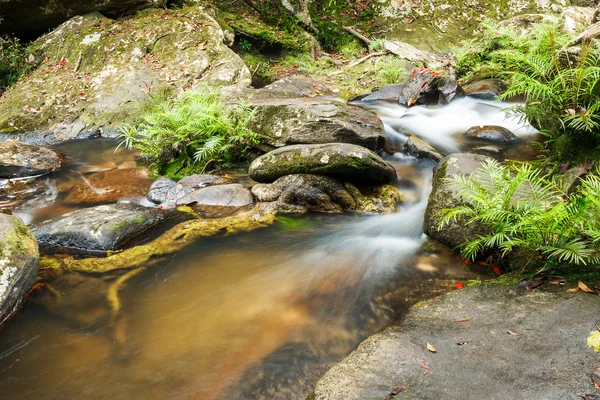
[439,160,600,271]
[455,21,600,162]
[0,25,35,94]
[119,89,259,178]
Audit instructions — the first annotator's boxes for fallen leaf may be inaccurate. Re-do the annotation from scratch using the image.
[427,343,436,353]
[455,282,464,289]
[567,287,580,293]
[390,385,404,395]
[592,368,600,388]
[507,330,521,336]
[581,394,600,400]
[492,266,502,275]
[587,331,600,352]
[549,276,566,285]
[453,317,472,323]
[456,341,469,346]
[579,281,595,293]
[417,359,430,375]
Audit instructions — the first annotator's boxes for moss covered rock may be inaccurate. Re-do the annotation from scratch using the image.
[252,174,401,214]
[249,143,397,184]
[0,7,250,143]
[32,203,178,255]
[0,213,39,324]
[0,140,63,178]
[424,153,492,250]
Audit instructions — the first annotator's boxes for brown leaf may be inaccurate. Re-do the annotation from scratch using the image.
[391,385,404,395]
[453,317,472,323]
[456,340,469,346]
[579,281,595,293]
[427,343,436,353]
[507,330,521,336]
[549,276,566,285]
[417,359,430,375]
[567,287,580,293]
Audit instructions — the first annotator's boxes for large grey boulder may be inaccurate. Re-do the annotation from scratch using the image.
[313,285,600,400]
[251,174,401,214]
[0,7,250,143]
[424,153,492,250]
[177,183,255,217]
[249,143,398,184]
[146,174,232,205]
[32,203,175,255]
[247,98,385,151]
[0,0,164,38]
[0,140,63,178]
[0,214,39,324]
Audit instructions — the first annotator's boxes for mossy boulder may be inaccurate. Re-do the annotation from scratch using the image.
[251,174,401,214]
[0,140,63,178]
[32,203,177,255]
[0,7,250,143]
[424,153,492,250]
[0,213,39,324]
[248,143,398,184]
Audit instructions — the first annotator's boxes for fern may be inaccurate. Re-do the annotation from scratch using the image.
[118,87,259,176]
[438,160,600,270]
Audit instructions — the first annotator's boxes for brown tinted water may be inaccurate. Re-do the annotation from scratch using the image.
[0,99,536,400]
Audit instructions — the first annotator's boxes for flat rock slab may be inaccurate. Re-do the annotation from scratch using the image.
[32,203,173,255]
[146,174,232,205]
[313,285,600,400]
[65,168,153,205]
[0,140,63,178]
[248,143,397,184]
[0,214,39,324]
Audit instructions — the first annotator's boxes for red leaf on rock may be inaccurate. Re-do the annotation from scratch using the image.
[492,266,502,275]
[455,282,464,289]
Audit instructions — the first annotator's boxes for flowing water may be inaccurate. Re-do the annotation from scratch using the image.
[0,98,537,400]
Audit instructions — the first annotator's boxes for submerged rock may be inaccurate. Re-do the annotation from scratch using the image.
[247,98,385,151]
[177,183,254,217]
[464,125,518,143]
[65,168,153,205]
[0,140,63,178]
[0,7,250,143]
[424,153,492,250]
[32,203,174,255]
[405,135,443,162]
[0,214,39,324]
[313,285,600,400]
[252,174,401,214]
[248,143,397,184]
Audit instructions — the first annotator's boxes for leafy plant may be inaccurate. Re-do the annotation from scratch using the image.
[0,35,35,93]
[438,159,600,270]
[239,38,253,52]
[118,89,259,176]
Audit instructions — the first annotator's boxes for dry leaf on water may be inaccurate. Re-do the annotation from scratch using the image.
[567,287,580,293]
[417,359,430,375]
[453,317,472,323]
[579,281,595,293]
[427,343,436,353]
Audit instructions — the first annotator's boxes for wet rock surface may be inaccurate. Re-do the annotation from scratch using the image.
[146,174,232,205]
[462,79,507,100]
[0,214,39,324]
[32,203,174,255]
[249,143,398,184]
[313,284,600,400]
[177,183,254,218]
[64,168,153,205]
[0,140,63,178]
[405,135,443,162]
[424,153,492,250]
[464,125,518,143]
[252,174,400,214]
[398,69,440,107]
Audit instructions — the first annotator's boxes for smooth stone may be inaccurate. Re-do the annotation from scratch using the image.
[405,135,443,162]
[424,153,493,250]
[462,79,507,100]
[0,140,63,178]
[177,183,254,218]
[248,143,397,184]
[464,125,518,143]
[32,203,174,255]
[146,177,177,204]
[246,98,385,151]
[64,168,153,205]
[0,213,39,324]
[147,174,233,205]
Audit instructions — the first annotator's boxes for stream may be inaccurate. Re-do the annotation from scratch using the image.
[0,98,537,400]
